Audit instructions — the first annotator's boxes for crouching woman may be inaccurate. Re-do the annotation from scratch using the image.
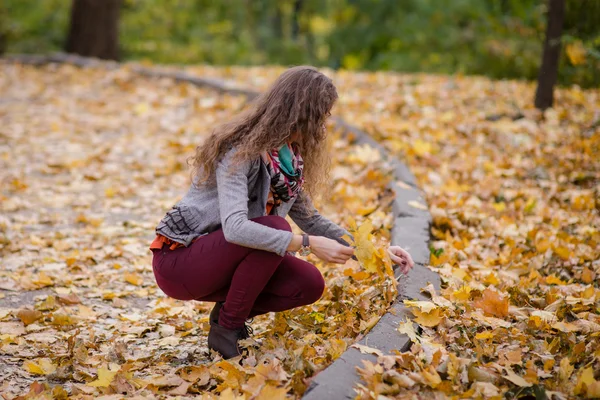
[150,66,356,359]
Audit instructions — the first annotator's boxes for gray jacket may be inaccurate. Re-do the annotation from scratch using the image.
[156,147,350,256]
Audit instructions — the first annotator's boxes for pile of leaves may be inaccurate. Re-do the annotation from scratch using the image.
[0,63,397,398]
[336,71,600,400]
[190,66,600,398]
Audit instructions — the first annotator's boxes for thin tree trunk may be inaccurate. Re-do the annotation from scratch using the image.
[534,0,565,110]
[291,0,304,41]
[65,0,122,60]
[0,30,6,56]
[0,5,7,56]
[272,4,283,39]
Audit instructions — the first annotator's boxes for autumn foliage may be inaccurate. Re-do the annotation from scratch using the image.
[1,61,599,399]
[193,65,600,398]
[0,63,396,398]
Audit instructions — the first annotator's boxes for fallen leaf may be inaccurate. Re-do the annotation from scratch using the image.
[352,344,384,357]
[17,309,43,326]
[412,307,444,327]
[473,288,509,318]
[88,366,119,388]
[255,383,289,400]
[503,368,532,387]
[397,320,419,342]
[408,200,428,210]
[23,358,57,375]
[124,273,144,286]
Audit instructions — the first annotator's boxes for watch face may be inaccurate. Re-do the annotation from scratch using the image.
[299,247,311,256]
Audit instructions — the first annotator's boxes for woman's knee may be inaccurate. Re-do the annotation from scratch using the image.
[302,266,325,304]
[252,215,292,232]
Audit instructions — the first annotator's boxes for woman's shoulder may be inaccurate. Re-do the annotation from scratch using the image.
[218,145,262,170]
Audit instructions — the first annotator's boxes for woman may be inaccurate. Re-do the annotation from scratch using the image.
[150,66,414,359]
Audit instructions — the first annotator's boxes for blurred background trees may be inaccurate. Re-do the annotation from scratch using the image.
[0,0,598,89]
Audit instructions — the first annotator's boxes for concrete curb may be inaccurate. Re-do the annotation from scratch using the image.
[2,53,441,399]
[302,124,440,400]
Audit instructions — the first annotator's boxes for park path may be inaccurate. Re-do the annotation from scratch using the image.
[0,62,398,398]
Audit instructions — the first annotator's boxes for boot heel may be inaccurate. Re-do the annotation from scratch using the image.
[207,322,248,359]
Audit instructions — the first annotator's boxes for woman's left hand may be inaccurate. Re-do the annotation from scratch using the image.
[387,246,414,274]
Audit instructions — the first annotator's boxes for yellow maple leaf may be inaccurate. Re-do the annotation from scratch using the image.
[52,313,76,326]
[483,273,499,286]
[105,187,117,198]
[348,218,379,273]
[255,384,289,400]
[581,267,595,284]
[218,387,246,400]
[492,202,506,212]
[134,102,150,115]
[214,360,246,389]
[475,331,494,340]
[412,139,432,156]
[255,359,288,382]
[343,268,371,281]
[327,338,347,359]
[124,273,144,286]
[453,285,472,302]
[545,275,567,285]
[32,272,54,288]
[412,308,444,327]
[552,246,572,261]
[23,358,57,375]
[405,300,445,327]
[421,366,442,388]
[559,357,574,382]
[88,366,119,387]
[575,367,598,396]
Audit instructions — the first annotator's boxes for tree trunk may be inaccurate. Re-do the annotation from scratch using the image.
[534,0,565,110]
[0,5,8,56]
[272,4,283,39]
[65,0,122,60]
[291,0,303,41]
[0,30,6,56]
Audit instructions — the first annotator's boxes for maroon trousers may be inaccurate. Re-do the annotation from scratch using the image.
[151,216,325,329]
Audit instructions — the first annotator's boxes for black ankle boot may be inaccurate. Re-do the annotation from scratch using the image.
[208,322,252,359]
[209,302,253,335]
[209,302,223,326]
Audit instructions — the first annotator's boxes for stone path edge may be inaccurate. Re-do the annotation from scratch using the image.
[2,53,442,399]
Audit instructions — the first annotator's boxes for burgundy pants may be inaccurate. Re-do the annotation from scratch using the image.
[151,216,325,329]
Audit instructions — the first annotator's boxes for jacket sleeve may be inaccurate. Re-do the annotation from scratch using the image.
[216,149,294,257]
[288,189,353,246]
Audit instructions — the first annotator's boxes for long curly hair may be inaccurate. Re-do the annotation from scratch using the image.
[189,66,338,198]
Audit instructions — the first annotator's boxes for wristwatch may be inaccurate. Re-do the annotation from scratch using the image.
[299,234,311,256]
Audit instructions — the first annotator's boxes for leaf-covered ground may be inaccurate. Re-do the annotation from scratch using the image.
[0,63,397,398]
[2,61,599,399]
[182,66,600,399]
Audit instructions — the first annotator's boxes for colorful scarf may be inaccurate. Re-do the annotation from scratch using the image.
[263,142,304,212]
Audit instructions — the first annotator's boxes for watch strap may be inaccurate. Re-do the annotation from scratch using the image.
[302,234,310,248]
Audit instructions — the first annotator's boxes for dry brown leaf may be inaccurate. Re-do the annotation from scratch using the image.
[473,289,509,318]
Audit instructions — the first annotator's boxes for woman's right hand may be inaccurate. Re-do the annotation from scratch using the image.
[310,236,355,264]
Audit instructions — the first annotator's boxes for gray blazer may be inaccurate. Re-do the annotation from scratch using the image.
[156,147,350,256]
